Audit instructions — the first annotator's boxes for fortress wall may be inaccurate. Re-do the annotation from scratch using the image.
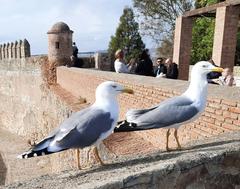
[0,56,53,137]
[0,57,105,177]
[57,67,240,150]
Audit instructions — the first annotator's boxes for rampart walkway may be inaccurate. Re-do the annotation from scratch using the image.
[3,131,240,189]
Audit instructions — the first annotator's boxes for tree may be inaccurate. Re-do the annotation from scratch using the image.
[133,0,194,44]
[108,7,145,63]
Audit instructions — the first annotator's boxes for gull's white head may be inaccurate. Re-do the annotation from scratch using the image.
[95,81,133,100]
[191,61,223,79]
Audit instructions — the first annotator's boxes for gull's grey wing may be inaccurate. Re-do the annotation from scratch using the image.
[127,96,199,130]
[53,107,114,149]
[33,107,109,151]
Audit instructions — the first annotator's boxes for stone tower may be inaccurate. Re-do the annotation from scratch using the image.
[47,22,73,66]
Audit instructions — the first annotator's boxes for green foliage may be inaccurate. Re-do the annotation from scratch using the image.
[191,0,218,64]
[108,7,145,62]
[191,17,215,64]
[195,0,219,8]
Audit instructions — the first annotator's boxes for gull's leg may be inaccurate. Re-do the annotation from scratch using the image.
[76,149,81,169]
[166,129,171,151]
[93,147,105,166]
[174,129,182,150]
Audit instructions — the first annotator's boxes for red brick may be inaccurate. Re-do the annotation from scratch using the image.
[221,99,237,107]
[210,98,221,103]
[211,114,224,122]
[208,103,221,110]
[233,120,240,126]
[230,113,238,119]
[205,107,215,113]
[215,110,223,115]
[229,107,240,114]
[225,118,233,124]
[222,123,240,131]
[223,111,231,118]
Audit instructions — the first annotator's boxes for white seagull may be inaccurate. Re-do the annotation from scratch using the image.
[114,61,223,151]
[18,81,133,168]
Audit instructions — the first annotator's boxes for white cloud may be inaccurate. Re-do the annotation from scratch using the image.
[0,0,133,54]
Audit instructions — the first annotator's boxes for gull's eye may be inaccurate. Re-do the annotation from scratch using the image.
[202,65,208,68]
[112,85,117,88]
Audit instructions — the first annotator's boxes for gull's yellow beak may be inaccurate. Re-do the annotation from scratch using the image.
[212,67,223,73]
[121,88,134,94]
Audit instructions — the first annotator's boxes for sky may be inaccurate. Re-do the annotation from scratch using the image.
[0,0,152,55]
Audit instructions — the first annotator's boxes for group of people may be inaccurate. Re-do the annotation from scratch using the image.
[154,57,178,79]
[114,49,237,86]
[114,49,179,79]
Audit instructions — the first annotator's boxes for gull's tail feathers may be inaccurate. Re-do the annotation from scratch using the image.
[126,106,158,122]
[17,137,65,159]
[114,120,139,132]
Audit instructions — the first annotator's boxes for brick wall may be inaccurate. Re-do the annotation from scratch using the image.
[57,67,240,151]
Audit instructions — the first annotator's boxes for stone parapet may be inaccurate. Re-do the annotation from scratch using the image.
[0,39,31,60]
[57,67,240,151]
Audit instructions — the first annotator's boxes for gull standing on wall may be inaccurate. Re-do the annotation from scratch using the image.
[114,61,223,151]
[18,81,133,168]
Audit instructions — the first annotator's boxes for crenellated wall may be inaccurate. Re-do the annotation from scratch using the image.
[0,39,30,60]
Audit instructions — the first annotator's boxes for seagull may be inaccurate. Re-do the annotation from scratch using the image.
[114,61,223,151]
[18,81,134,168]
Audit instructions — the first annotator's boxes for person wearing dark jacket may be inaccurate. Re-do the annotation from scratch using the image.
[135,49,154,76]
[72,42,78,58]
[165,58,178,79]
[155,57,167,77]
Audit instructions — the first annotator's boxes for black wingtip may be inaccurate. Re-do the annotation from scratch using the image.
[17,148,54,159]
[114,120,138,132]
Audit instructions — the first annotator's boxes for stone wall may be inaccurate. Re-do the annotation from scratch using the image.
[0,39,30,59]
[57,67,240,150]
[0,57,83,176]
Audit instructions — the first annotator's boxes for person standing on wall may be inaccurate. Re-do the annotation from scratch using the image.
[135,49,154,76]
[70,42,83,68]
[72,42,78,58]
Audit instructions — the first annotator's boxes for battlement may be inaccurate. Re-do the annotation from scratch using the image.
[0,39,30,60]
